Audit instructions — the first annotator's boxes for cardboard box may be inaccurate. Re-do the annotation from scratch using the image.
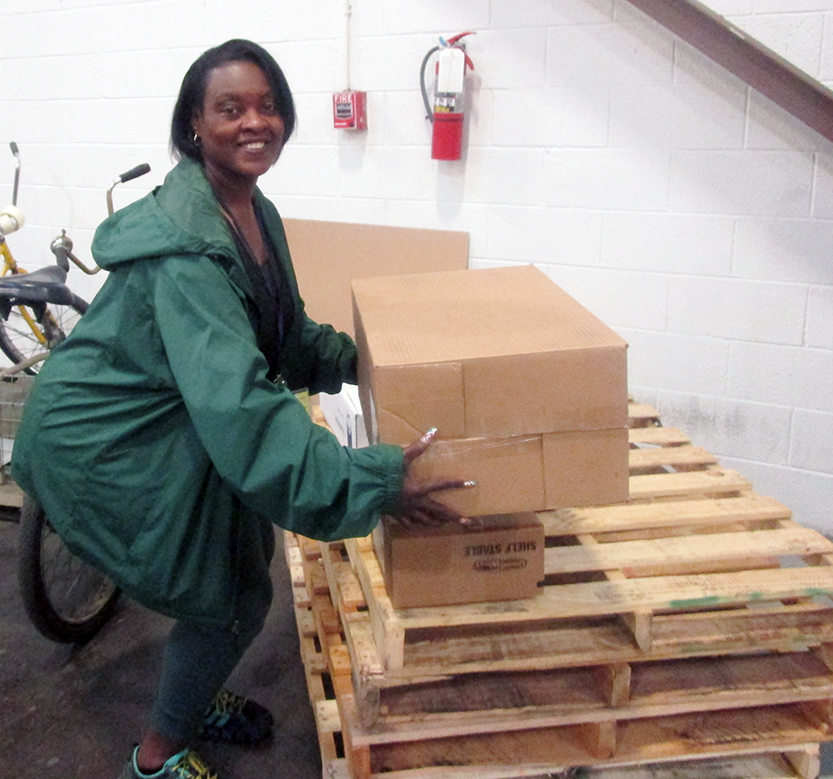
[373,513,545,609]
[352,264,629,515]
[319,384,368,449]
[408,427,630,516]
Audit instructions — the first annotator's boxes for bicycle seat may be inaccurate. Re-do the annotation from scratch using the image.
[0,265,75,305]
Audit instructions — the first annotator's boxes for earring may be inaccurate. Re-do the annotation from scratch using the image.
[192,132,202,147]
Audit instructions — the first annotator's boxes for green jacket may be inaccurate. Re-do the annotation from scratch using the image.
[11,158,404,628]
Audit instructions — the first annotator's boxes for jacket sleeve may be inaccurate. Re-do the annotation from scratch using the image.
[280,309,358,394]
[150,254,404,542]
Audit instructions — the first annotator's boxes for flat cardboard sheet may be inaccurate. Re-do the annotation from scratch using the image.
[284,218,469,337]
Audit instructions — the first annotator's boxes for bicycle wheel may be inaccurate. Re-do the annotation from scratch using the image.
[17,494,120,643]
[0,293,88,374]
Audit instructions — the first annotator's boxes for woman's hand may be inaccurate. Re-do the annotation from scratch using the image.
[388,428,475,529]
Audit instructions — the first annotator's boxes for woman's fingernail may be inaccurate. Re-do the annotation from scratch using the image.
[421,427,438,443]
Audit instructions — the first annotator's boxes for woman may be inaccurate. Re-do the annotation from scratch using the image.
[12,39,467,779]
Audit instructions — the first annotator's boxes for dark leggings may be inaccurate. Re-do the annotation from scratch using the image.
[150,616,264,743]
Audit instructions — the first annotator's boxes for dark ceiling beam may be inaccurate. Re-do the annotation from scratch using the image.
[624,0,833,145]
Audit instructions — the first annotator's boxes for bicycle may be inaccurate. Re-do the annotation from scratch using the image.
[0,142,149,374]
[3,145,151,642]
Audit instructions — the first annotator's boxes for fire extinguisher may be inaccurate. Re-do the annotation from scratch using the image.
[420,32,475,161]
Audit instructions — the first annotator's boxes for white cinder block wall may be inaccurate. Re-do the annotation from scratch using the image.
[1,0,832,531]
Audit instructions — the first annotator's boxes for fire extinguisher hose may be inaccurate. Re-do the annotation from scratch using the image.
[419,45,442,121]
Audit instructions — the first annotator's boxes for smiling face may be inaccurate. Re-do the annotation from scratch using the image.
[191,60,286,198]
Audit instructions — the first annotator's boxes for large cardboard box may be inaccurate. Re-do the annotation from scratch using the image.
[353,264,629,516]
[373,513,545,609]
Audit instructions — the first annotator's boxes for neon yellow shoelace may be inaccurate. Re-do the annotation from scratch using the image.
[212,688,246,715]
[172,751,217,779]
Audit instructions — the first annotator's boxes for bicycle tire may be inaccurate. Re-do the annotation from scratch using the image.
[0,293,88,374]
[17,494,120,643]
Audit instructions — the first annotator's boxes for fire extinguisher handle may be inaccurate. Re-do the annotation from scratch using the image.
[445,31,475,71]
[446,31,475,46]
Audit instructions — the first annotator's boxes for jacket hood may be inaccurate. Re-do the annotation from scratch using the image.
[91,158,238,271]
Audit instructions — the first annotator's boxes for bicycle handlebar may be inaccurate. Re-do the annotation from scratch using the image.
[9,142,20,207]
[118,163,151,184]
[51,230,101,275]
[106,162,151,216]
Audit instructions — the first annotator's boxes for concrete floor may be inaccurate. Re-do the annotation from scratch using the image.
[0,517,321,779]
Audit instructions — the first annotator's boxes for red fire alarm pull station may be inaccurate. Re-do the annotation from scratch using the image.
[333,2,366,130]
[333,90,367,130]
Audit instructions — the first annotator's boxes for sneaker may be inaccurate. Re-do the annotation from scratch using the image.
[199,688,274,744]
[117,747,220,779]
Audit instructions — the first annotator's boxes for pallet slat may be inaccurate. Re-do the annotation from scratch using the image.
[540,495,791,537]
[629,427,691,447]
[628,468,750,501]
[544,525,833,576]
[628,444,718,471]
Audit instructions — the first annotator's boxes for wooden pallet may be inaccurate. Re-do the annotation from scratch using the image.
[286,532,349,778]
[339,405,833,672]
[286,402,833,778]
[287,533,827,779]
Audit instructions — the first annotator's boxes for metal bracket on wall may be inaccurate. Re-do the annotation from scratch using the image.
[624,0,833,145]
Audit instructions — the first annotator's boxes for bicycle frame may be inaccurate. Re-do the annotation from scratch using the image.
[0,236,48,348]
[1,237,22,275]
[0,142,51,349]
[1,142,24,276]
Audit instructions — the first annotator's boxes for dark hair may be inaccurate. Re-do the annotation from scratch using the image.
[170,39,296,161]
